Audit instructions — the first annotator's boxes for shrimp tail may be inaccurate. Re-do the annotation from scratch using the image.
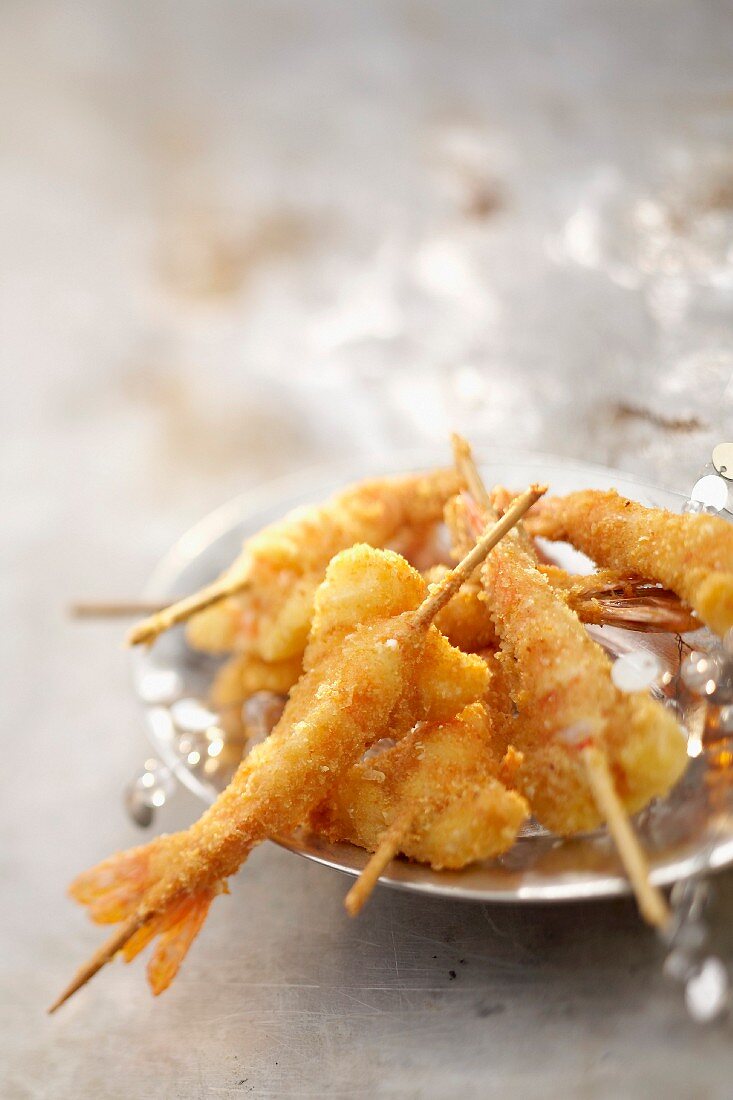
[52,843,228,1009]
[145,888,221,995]
[69,843,159,924]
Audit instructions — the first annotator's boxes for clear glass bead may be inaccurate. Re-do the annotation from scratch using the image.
[205,726,226,759]
[124,759,176,825]
[175,731,210,769]
[685,957,730,1023]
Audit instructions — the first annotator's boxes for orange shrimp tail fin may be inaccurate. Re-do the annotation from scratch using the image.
[50,882,227,1012]
[147,887,220,995]
[69,843,159,924]
[55,837,228,1009]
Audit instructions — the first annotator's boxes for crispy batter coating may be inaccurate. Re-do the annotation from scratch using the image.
[478,515,688,834]
[147,469,460,657]
[524,489,733,636]
[312,702,527,869]
[66,545,487,995]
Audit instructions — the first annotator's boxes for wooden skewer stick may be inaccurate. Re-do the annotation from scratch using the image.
[127,571,251,647]
[69,601,167,619]
[581,745,671,928]
[454,435,672,931]
[411,484,546,630]
[451,432,495,515]
[344,485,546,916]
[48,914,149,1014]
[344,807,415,917]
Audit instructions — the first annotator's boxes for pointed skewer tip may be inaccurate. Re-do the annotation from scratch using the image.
[48,915,147,1013]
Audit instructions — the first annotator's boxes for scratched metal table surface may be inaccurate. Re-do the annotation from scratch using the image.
[3,2,733,1097]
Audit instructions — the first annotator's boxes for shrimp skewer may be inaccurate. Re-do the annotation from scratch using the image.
[522,489,733,637]
[51,489,541,1011]
[452,436,687,927]
[318,703,522,866]
[128,469,461,653]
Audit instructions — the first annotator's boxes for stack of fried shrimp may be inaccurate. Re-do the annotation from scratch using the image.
[53,439,730,1009]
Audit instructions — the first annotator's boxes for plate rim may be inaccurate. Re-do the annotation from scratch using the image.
[273,823,733,904]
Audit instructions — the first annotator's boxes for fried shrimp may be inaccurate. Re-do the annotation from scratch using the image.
[53,492,539,1010]
[523,488,733,636]
[452,438,688,839]
[312,702,527,870]
[129,468,461,654]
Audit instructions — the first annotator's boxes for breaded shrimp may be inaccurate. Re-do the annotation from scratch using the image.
[130,468,461,655]
[312,702,527,869]
[53,495,540,1009]
[523,488,733,636]
[452,439,688,837]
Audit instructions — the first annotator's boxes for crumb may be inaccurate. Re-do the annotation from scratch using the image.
[449,970,457,980]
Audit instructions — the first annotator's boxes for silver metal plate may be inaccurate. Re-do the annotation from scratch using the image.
[131,446,733,903]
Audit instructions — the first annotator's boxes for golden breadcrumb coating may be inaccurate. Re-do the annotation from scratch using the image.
[312,702,527,869]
